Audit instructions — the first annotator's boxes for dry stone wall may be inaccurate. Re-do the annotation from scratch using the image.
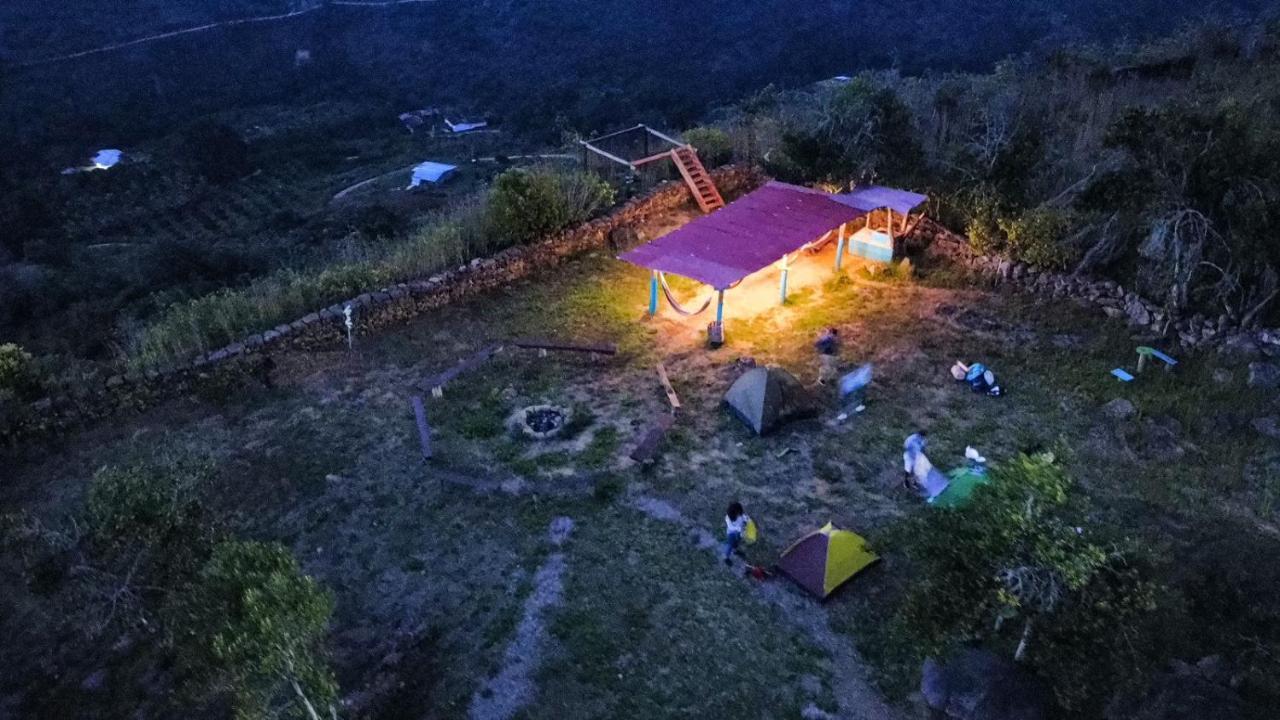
[917,219,1280,363]
[3,165,765,445]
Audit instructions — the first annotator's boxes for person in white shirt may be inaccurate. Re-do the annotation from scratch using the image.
[723,501,751,566]
[903,431,950,500]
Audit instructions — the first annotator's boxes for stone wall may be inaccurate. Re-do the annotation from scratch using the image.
[915,218,1280,364]
[3,165,765,445]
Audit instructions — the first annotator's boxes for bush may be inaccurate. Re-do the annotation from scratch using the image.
[891,453,1160,715]
[0,343,43,400]
[683,127,734,167]
[490,167,614,244]
[182,540,338,720]
[999,207,1077,270]
[85,457,211,554]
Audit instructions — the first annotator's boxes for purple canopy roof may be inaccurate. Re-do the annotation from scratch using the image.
[833,185,929,215]
[619,181,926,289]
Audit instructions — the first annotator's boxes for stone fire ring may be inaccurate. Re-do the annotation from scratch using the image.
[509,404,572,440]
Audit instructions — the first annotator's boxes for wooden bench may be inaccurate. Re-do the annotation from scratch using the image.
[630,414,675,463]
[510,338,618,356]
[411,395,432,461]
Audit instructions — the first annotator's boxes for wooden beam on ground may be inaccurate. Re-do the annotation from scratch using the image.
[630,414,675,463]
[411,395,432,461]
[511,338,618,356]
[656,362,681,412]
[419,344,502,395]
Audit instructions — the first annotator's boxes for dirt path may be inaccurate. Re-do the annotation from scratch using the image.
[627,496,905,720]
[468,516,575,720]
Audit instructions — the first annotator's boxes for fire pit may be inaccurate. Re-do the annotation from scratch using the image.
[510,404,572,440]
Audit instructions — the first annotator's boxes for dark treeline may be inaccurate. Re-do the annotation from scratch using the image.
[3,0,1276,157]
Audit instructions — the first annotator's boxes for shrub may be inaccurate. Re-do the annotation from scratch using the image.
[1000,207,1077,270]
[490,167,614,244]
[0,343,43,400]
[891,453,1160,715]
[85,457,211,554]
[683,127,734,167]
[182,540,338,720]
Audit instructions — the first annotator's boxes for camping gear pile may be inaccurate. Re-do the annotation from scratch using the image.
[930,446,990,509]
[950,361,1003,397]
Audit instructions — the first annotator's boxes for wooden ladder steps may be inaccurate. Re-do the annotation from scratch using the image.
[671,147,725,213]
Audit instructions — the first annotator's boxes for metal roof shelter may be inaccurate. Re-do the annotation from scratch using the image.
[619,181,926,334]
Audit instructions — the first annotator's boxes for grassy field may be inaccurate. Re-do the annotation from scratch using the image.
[3,217,1278,717]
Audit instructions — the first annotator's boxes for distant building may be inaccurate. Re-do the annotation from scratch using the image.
[62,148,123,175]
[407,161,458,189]
[398,108,441,134]
[444,118,488,134]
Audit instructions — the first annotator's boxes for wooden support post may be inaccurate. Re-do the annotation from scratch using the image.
[648,271,660,316]
[835,223,847,271]
[779,255,790,304]
[887,209,896,256]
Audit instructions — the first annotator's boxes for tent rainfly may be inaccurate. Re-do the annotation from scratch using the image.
[408,162,458,189]
[777,522,879,599]
[619,181,926,323]
[723,366,815,435]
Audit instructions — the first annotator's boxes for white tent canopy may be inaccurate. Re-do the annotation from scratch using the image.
[407,161,458,188]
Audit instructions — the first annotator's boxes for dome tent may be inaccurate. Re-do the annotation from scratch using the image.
[777,522,879,599]
[723,366,815,435]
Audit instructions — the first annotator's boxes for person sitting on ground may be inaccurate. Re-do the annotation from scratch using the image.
[723,501,751,566]
[815,327,841,385]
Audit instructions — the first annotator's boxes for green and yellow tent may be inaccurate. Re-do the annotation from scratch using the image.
[777,523,879,599]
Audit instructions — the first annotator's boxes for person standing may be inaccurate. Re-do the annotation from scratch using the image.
[815,327,840,385]
[723,501,751,566]
[903,431,950,499]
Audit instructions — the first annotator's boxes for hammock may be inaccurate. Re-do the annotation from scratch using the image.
[659,273,715,316]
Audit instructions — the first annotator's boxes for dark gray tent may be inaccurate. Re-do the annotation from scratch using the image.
[723,367,814,435]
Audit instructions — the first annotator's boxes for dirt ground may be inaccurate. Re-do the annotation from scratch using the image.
[3,207,1279,719]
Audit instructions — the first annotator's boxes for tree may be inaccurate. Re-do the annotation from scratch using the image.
[182,540,338,720]
[893,453,1159,714]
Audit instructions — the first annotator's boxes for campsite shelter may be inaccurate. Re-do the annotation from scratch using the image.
[408,161,458,189]
[619,181,926,325]
[777,522,879,599]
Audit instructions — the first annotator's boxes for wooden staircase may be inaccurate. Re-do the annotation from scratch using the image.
[671,146,725,213]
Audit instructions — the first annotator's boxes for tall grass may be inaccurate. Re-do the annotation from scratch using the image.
[130,168,614,368]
